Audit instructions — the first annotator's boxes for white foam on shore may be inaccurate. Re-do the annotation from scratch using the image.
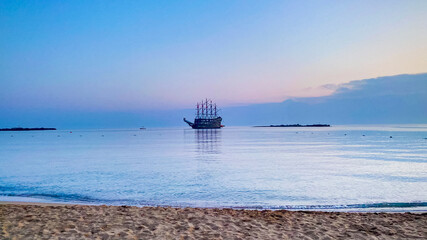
[2,196,426,213]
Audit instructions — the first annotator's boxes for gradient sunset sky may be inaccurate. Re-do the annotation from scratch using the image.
[1,0,426,111]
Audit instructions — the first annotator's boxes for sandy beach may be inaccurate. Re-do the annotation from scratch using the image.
[0,202,426,239]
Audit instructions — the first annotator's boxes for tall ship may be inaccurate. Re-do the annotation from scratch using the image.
[184,99,223,129]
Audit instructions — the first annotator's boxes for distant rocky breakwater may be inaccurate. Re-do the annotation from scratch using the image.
[0,127,56,131]
[254,124,331,127]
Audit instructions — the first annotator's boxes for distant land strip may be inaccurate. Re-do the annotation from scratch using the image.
[254,124,331,127]
[0,127,57,131]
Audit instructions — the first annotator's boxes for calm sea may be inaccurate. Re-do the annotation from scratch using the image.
[1,125,426,212]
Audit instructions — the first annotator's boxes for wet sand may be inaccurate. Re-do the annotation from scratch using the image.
[1,202,426,239]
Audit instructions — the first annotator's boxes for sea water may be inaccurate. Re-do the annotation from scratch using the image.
[1,125,426,211]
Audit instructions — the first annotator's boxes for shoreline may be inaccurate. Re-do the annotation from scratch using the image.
[1,201,426,239]
[1,198,427,213]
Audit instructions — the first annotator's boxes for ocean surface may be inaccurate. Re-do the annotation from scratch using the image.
[1,125,426,212]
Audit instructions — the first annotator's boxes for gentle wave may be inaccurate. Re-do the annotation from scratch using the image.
[1,193,426,211]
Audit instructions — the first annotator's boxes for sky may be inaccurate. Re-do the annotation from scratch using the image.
[1,0,427,114]
[1,73,425,128]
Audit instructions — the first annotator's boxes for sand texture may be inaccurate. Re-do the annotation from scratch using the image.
[1,203,426,239]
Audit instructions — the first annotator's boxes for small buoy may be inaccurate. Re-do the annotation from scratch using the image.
[344,134,347,136]
[70,131,72,133]
[390,136,392,138]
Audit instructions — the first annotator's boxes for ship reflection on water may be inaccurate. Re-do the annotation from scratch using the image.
[195,129,221,156]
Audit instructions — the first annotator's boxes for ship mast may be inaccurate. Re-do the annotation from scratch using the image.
[196,102,200,119]
[209,99,212,119]
[202,99,204,118]
[205,98,208,119]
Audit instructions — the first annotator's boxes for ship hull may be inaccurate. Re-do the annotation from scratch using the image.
[184,117,223,129]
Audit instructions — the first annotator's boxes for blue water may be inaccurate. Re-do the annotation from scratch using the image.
[1,125,426,211]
